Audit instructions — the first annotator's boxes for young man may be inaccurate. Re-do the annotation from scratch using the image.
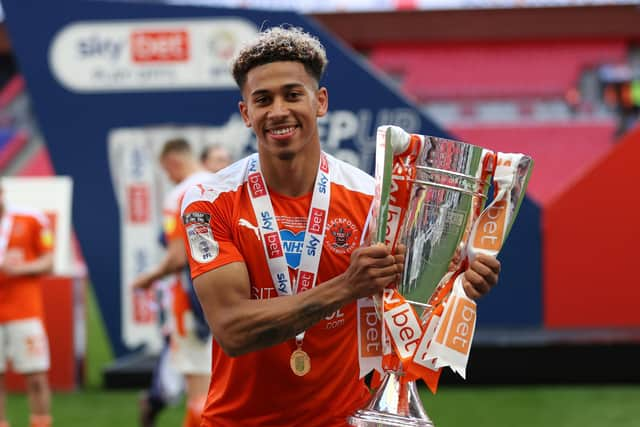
[0,184,54,427]
[180,27,501,426]
[131,139,217,427]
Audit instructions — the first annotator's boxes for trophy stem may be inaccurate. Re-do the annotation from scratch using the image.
[348,370,434,427]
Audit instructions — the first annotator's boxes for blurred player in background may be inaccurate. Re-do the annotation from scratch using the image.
[132,138,223,427]
[200,144,232,174]
[0,184,54,427]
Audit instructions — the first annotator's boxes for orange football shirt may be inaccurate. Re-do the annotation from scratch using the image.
[0,209,53,322]
[181,154,375,427]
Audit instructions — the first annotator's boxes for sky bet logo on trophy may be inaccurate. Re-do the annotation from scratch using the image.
[350,126,533,427]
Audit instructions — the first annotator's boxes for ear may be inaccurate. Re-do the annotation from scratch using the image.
[316,87,328,118]
[238,101,252,128]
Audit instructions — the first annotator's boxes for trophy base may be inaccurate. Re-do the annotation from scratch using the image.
[348,371,434,427]
[349,409,433,427]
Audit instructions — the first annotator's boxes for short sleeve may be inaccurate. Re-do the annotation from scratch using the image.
[181,195,244,279]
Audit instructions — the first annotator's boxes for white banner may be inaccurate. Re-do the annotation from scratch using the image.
[108,119,251,352]
[49,18,258,93]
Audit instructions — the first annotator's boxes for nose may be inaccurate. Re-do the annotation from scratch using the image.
[268,96,289,119]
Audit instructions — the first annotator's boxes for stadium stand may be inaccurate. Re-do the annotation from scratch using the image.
[450,121,617,204]
[369,41,628,101]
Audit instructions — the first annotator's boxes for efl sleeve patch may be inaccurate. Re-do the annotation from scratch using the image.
[185,220,218,263]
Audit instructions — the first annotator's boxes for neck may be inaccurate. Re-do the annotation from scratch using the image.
[260,148,321,198]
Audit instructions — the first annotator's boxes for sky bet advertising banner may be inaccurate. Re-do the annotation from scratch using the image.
[2,0,540,356]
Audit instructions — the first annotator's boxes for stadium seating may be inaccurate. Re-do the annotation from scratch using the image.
[370,41,628,100]
[450,121,617,205]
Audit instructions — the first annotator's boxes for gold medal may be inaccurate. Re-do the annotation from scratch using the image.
[290,348,311,376]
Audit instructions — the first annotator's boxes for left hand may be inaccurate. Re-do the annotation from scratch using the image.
[462,254,501,300]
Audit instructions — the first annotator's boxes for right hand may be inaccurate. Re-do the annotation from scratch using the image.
[343,243,405,300]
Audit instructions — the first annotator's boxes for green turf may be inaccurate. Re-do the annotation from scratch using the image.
[85,282,113,388]
[6,384,640,426]
[6,389,184,427]
[421,385,640,427]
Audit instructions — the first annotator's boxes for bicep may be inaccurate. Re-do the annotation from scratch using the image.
[193,261,251,339]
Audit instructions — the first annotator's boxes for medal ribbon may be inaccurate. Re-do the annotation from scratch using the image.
[245,152,331,342]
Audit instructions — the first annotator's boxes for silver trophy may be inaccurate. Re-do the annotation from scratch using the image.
[349,126,533,427]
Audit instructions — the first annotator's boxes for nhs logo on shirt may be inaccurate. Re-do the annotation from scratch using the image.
[280,229,304,269]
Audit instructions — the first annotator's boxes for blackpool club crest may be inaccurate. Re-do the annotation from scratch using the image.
[325,217,359,255]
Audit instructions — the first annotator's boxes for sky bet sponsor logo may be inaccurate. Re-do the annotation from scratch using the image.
[77,35,124,61]
[308,208,326,235]
[317,172,329,194]
[319,155,329,173]
[248,172,267,198]
[297,271,315,293]
[264,231,283,258]
[248,157,258,172]
[260,211,275,231]
[131,30,189,63]
[306,234,322,257]
[50,19,258,92]
[276,272,288,294]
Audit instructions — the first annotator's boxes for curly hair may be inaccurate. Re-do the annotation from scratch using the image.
[231,26,328,89]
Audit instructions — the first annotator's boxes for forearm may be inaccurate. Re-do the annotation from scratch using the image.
[148,257,183,281]
[214,275,353,356]
[13,253,53,276]
[151,238,187,280]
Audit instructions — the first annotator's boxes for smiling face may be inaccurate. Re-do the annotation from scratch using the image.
[238,61,328,162]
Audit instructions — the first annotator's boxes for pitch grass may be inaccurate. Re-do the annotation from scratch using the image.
[6,384,640,426]
[5,286,640,426]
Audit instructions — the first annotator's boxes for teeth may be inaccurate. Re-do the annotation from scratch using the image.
[271,127,295,135]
